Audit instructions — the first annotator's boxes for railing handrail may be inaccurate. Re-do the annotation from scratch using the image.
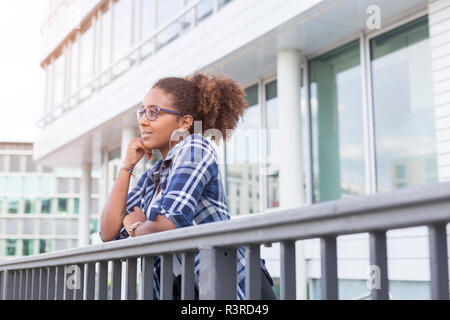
[38,0,216,128]
[1,181,449,272]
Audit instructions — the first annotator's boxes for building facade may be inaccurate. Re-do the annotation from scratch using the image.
[35,0,450,299]
[0,141,100,260]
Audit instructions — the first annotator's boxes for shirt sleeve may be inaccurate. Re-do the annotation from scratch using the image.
[99,170,149,242]
[149,139,219,228]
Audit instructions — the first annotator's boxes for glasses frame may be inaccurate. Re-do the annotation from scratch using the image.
[137,105,184,121]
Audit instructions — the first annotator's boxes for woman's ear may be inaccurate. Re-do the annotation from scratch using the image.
[180,115,194,131]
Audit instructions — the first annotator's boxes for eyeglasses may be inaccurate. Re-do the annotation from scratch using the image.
[136,105,184,121]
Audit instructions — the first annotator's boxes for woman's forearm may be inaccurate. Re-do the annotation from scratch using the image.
[100,168,132,241]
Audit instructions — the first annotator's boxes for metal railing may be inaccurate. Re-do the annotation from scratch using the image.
[1,181,450,300]
[38,0,232,129]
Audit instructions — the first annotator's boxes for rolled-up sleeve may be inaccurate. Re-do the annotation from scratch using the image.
[149,139,218,228]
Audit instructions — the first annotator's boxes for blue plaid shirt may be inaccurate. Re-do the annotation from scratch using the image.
[101,133,272,299]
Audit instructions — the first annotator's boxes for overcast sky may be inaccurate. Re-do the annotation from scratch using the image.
[0,1,46,143]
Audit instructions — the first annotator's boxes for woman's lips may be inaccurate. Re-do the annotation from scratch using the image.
[141,132,152,138]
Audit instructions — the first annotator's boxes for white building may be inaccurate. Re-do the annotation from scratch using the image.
[35,0,450,299]
[0,141,100,260]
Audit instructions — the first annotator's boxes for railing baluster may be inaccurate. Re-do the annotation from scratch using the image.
[280,241,296,300]
[25,269,31,300]
[19,270,26,300]
[13,270,19,300]
[125,258,137,300]
[2,270,13,300]
[97,261,108,300]
[428,223,449,300]
[55,266,64,300]
[0,271,3,300]
[111,260,122,300]
[199,247,237,300]
[369,231,389,300]
[141,256,154,300]
[64,265,72,300]
[160,254,173,300]
[84,263,95,300]
[47,267,56,300]
[245,245,261,300]
[181,252,195,300]
[39,268,48,300]
[75,264,84,300]
[31,268,39,300]
[321,236,338,300]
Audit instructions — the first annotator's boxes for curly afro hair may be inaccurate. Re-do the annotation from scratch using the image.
[151,72,249,145]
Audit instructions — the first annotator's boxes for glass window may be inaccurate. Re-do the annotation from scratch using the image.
[0,176,4,195]
[74,198,80,214]
[41,198,52,214]
[219,0,233,8]
[24,199,36,214]
[226,84,260,216]
[6,239,17,256]
[7,176,22,196]
[100,3,112,72]
[112,0,132,62]
[7,199,20,214]
[90,218,99,234]
[370,16,436,192]
[39,239,49,254]
[79,23,94,88]
[9,155,22,172]
[142,0,155,37]
[24,177,39,196]
[0,155,4,172]
[309,40,365,202]
[57,178,70,194]
[22,219,36,234]
[70,38,79,94]
[90,198,98,214]
[39,219,52,234]
[41,176,56,196]
[196,0,214,23]
[53,50,65,107]
[22,239,34,256]
[25,155,37,172]
[58,198,68,213]
[156,0,182,49]
[6,219,18,234]
[91,178,99,194]
[73,178,80,193]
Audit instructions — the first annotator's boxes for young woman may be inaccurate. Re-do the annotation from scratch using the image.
[100,73,275,300]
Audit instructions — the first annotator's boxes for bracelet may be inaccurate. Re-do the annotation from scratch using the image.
[121,164,136,178]
[127,221,144,237]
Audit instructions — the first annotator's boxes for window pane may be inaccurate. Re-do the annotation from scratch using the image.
[39,239,50,254]
[6,239,17,256]
[79,24,94,87]
[0,155,4,172]
[22,239,34,256]
[370,16,437,192]
[226,84,260,215]
[7,199,20,214]
[24,199,36,214]
[57,178,70,194]
[58,198,68,213]
[9,155,22,172]
[70,39,79,93]
[101,4,112,71]
[112,0,132,62]
[41,198,52,214]
[309,40,365,202]
[142,0,155,37]
[54,51,65,107]
[25,155,37,172]
[0,176,4,195]
[156,0,181,48]
[41,176,56,196]
[196,0,214,22]
[24,177,39,196]
[74,198,80,214]
[7,176,22,196]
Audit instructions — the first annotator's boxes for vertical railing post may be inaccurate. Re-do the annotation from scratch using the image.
[2,270,14,300]
[75,264,84,300]
[181,252,195,300]
[55,266,64,300]
[19,270,26,300]
[13,270,19,300]
[280,241,296,300]
[111,260,122,300]
[25,269,31,300]
[39,268,48,300]
[47,267,56,300]
[84,263,96,300]
[141,256,154,300]
[160,254,173,300]
[428,223,449,300]
[125,258,137,300]
[31,268,39,300]
[97,261,108,300]
[320,236,338,300]
[199,247,237,300]
[369,231,389,300]
[245,245,261,300]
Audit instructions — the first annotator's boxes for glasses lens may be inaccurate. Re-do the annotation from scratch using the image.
[148,107,158,120]
[136,109,144,121]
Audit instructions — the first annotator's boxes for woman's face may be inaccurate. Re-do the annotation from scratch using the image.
[139,87,190,159]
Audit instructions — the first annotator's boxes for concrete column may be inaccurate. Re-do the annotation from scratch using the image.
[277,49,307,300]
[121,126,136,161]
[78,163,92,247]
[428,0,450,182]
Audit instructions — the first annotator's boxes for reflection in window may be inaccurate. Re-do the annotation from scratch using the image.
[156,0,182,48]
[41,198,52,214]
[74,198,80,214]
[6,239,17,256]
[7,199,20,214]
[226,84,260,216]
[371,16,436,192]
[309,40,365,202]
[22,239,34,256]
[58,198,68,213]
[39,239,50,254]
[24,199,36,214]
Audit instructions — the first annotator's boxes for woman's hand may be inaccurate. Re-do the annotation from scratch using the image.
[124,137,153,168]
[123,206,147,232]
